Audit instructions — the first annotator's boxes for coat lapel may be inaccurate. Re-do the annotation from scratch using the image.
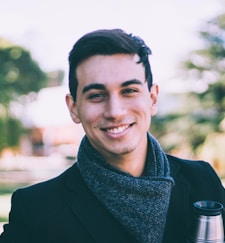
[66,164,134,243]
[163,156,190,242]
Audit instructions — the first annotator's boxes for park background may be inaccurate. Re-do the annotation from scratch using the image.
[0,0,225,234]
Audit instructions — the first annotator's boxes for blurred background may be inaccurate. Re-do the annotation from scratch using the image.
[0,0,225,233]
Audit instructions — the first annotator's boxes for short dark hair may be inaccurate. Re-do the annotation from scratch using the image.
[68,29,153,101]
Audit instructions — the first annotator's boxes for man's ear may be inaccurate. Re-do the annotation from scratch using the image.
[150,84,159,116]
[65,94,81,123]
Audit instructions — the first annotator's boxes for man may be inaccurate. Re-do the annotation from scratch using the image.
[0,29,225,243]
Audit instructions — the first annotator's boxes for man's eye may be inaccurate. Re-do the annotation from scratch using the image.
[122,88,138,94]
[88,93,106,101]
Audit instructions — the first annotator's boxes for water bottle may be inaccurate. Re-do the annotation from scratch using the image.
[188,200,224,243]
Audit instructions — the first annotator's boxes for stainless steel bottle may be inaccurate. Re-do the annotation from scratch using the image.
[188,200,224,243]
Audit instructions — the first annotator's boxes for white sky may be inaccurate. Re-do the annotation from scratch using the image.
[0,0,224,86]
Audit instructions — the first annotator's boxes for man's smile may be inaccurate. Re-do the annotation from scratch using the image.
[102,124,130,134]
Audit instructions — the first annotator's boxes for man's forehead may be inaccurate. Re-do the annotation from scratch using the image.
[77,53,141,68]
[75,54,145,89]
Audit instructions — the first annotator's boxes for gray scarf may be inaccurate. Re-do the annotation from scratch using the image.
[77,133,174,243]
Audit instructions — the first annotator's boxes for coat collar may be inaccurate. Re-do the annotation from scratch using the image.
[66,163,134,243]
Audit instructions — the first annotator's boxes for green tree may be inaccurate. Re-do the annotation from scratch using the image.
[151,12,225,160]
[0,39,47,107]
[0,38,48,153]
[181,13,225,152]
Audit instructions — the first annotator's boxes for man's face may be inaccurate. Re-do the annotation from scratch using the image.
[66,54,158,163]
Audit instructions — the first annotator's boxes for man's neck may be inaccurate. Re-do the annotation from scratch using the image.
[105,150,147,177]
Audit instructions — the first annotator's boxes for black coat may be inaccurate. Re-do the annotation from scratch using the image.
[1,154,225,243]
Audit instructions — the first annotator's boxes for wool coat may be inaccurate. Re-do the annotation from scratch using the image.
[0,154,225,243]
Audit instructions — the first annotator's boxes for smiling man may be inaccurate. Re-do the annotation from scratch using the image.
[1,29,225,243]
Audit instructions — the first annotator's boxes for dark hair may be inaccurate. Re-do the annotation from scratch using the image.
[68,29,153,101]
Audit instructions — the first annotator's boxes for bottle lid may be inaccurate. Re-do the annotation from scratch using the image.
[193,200,223,216]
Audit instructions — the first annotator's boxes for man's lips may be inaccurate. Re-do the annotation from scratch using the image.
[101,124,133,134]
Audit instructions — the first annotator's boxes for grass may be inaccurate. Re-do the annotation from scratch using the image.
[0,183,30,196]
[0,216,8,222]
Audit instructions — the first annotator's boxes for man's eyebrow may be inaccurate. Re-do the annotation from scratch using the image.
[121,79,144,87]
[82,83,106,94]
[82,79,144,94]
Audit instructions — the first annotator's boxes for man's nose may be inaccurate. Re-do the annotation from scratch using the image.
[104,95,127,119]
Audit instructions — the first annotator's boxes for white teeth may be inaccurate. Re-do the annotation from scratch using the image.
[106,125,129,134]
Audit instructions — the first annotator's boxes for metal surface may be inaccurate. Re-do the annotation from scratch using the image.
[188,200,224,243]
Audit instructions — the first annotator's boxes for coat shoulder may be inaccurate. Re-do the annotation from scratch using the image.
[167,153,220,177]
[166,153,225,200]
[13,163,78,206]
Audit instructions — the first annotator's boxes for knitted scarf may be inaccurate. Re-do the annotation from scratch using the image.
[77,133,174,243]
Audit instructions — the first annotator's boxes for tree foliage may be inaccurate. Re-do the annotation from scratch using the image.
[0,39,48,154]
[182,13,225,147]
[152,12,225,159]
[0,39,47,107]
